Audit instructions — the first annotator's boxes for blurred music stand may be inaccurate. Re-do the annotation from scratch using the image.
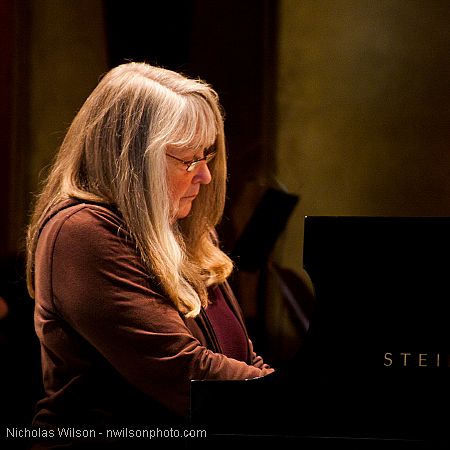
[230,187,299,272]
[230,186,299,347]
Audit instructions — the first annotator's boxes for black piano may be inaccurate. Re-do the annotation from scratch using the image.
[190,216,450,448]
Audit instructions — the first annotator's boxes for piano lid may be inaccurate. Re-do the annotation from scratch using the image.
[190,216,450,446]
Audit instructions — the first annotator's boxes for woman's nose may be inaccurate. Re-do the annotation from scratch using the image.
[193,162,212,185]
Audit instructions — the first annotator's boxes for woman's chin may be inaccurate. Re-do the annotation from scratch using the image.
[173,202,193,221]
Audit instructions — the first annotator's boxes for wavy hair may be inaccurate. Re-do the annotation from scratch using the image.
[26,62,233,317]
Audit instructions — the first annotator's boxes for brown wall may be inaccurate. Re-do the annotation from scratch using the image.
[275,0,450,272]
[3,0,108,258]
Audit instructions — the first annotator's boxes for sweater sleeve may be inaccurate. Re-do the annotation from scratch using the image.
[49,206,274,416]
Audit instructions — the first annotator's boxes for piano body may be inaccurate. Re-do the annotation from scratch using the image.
[190,216,450,448]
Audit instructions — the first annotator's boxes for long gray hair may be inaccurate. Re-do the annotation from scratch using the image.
[26,62,233,317]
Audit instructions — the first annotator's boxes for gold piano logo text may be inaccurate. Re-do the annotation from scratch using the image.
[384,352,449,368]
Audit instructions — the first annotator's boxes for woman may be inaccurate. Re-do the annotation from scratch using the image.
[25,62,273,447]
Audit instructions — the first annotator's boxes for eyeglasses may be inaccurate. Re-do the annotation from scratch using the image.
[166,147,217,172]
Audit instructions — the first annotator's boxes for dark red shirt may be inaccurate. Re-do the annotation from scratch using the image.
[205,286,249,362]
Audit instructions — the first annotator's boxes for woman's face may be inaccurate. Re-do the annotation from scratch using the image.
[166,146,213,221]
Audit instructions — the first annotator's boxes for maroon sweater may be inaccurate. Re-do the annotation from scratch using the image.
[32,201,273,434]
